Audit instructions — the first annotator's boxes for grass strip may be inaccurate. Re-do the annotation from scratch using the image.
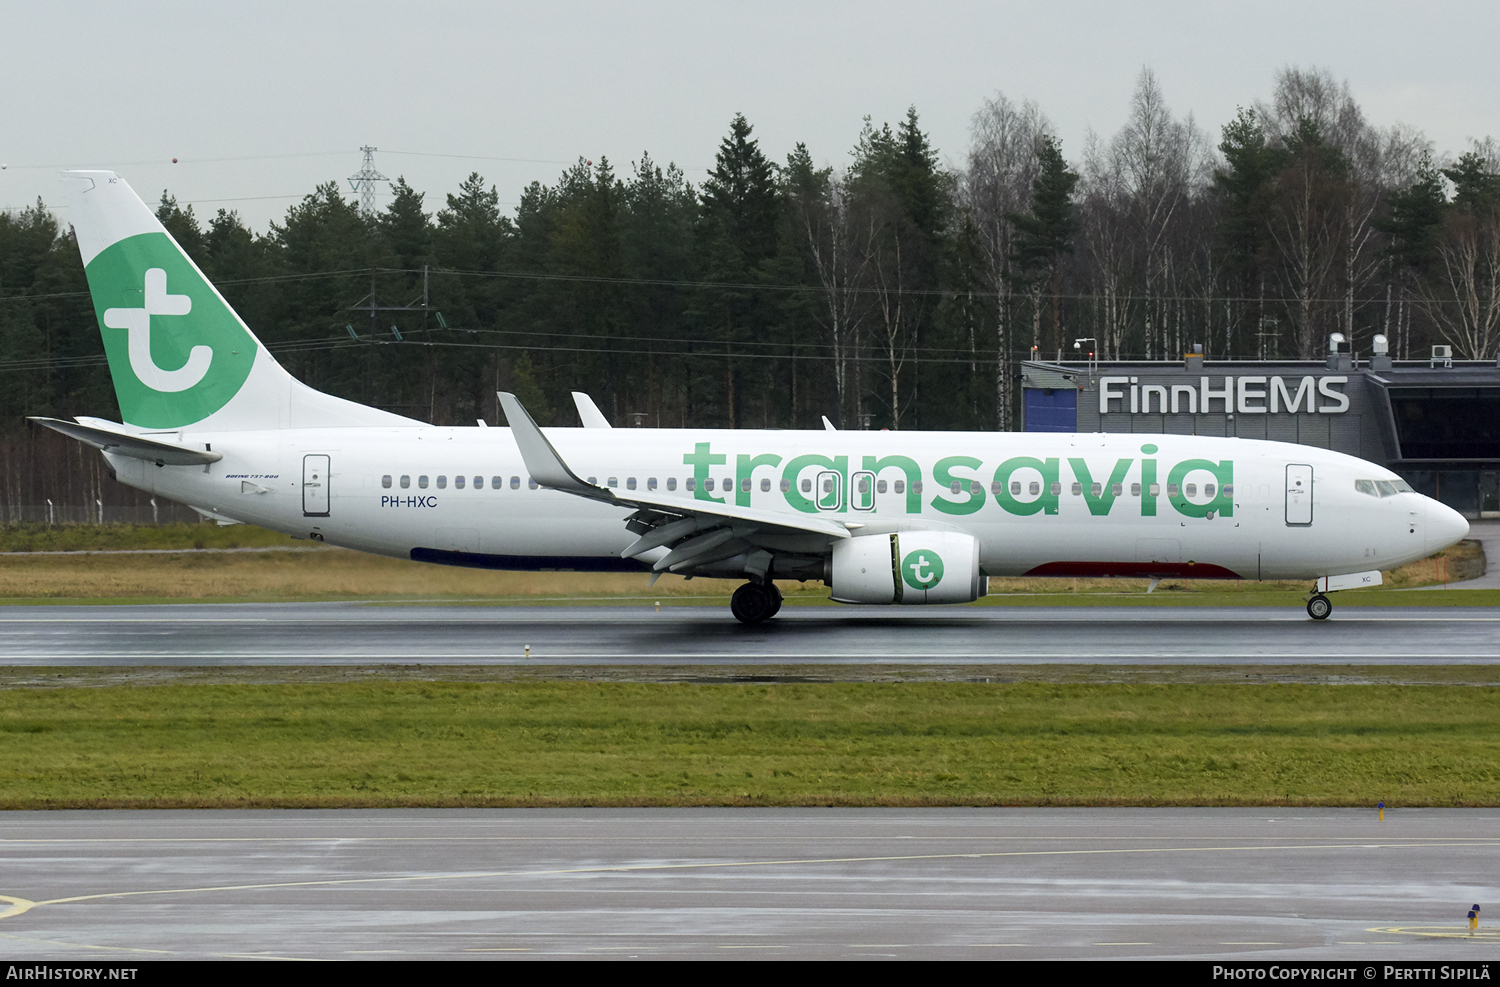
[2,680,1497,809]
[0,541,1486,606]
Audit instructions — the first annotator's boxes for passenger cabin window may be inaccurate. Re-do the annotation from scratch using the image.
[877,479,887,494]
[893,480,905,494]
[436,476,447,489]
[705,478,715,492]
[1130,483,1141,497]
[381,475,392,489]
[1204,483,1215,498]
[686,478,696,491]
[647,477,658,490]
[1071,482,1082,495]
[587,477,597,485]
[1111,483,1123,497]
[911,481,923,494]
[1185,483,1197,496]
[510,476,520,489]
[454,476,465,489]
[528,478,538,489]
[627,477,637,490]
[1050,482,1061,496]
[400,475,411,489]
[1010,481,1021,496]
[417,475,429,489]
[667,477,677,491]
[742,478,752,493]
[801,478,812,493]
[781,478,792,493]
[608,477,618,488]
[1090,482,1102,497]
[760,478,770,492]
[951,480,963,495]
[971,481,984,496]
[1167,483,1180,497]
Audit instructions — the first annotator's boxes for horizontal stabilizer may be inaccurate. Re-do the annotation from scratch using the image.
[30,417,222,466]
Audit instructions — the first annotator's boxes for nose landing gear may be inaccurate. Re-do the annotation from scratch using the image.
[1306,593,1333,620]
[730,581,782,625]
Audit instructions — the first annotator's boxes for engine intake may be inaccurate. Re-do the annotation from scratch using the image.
[830,531,984,605]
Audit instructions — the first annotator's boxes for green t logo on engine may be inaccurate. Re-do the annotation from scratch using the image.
[901,550,944,590]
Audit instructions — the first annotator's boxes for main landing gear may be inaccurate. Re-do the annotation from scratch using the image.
[1306,593,1333,620]
[730,581,783,625]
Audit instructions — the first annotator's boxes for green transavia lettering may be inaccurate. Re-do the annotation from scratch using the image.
[680,441,1233,519]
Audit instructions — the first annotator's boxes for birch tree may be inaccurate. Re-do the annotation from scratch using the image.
[960,93,1049,428]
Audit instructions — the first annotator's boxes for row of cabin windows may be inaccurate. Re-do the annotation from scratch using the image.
[937,480,1230,498]
[375,474,909,494]
[383,475,538,490]
[377,474,923,495]
[378,473,1230,500]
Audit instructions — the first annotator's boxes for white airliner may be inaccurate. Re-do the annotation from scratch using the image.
[32,171,1469,623]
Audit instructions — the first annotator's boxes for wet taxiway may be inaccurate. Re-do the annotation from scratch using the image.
[0,603,1497,666]
[0,808,1495,961]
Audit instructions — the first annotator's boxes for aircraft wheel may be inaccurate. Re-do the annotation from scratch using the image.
[1306,594,1333,620]
[766,582,783,617]
[731,582,776,625]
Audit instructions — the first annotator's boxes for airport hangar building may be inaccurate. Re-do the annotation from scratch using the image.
[1021,339,1500,518]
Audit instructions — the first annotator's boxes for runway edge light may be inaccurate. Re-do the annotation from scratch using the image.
[1377,800,1385,822]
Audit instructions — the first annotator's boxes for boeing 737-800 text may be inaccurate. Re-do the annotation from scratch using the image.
[31,171,1469,623]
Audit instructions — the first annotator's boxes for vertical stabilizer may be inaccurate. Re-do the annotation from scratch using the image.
[62,171,419,431]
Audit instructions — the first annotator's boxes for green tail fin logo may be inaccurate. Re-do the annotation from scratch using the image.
[84,232,257,428]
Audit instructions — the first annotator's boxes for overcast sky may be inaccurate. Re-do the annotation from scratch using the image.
[4,1,1498,232]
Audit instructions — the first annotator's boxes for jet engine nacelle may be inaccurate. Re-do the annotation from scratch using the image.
[829,531,985,605]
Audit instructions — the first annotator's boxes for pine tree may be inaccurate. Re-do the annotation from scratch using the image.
[699,114,781,427]
[1009,136,1079,353]
[1377,154,1446,274]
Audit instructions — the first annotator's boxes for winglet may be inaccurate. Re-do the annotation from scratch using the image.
[822,415,837,431]
[572,392,613,429]
[497,392,609,499]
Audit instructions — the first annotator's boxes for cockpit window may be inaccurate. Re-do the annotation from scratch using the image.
[1356,478,1408,498]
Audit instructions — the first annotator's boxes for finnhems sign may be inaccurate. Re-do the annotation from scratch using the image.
[1099,375,1350,415]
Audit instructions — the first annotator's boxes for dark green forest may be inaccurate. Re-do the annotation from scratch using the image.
[3,67,1499,514]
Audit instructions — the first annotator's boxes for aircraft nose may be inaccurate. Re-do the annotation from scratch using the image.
[1426,498,1469,553]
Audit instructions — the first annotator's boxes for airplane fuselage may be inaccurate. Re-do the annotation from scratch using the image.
[104,425,1455,584]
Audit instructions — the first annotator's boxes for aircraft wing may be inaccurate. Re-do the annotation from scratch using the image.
[498,392,849,576]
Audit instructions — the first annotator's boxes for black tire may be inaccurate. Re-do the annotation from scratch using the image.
[730,582,776,625]
[767,582,783,617]
[1306,594,1333,620]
